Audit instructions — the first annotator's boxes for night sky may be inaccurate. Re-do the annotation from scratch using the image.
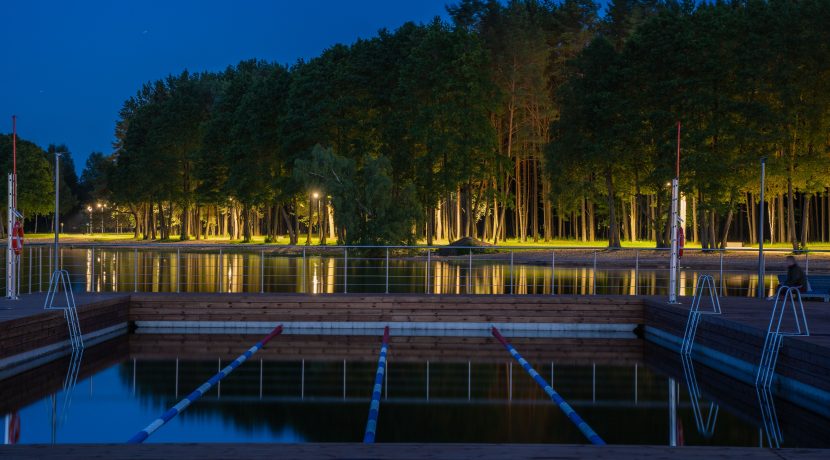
[1,0,452,170]
[1,1,609,173]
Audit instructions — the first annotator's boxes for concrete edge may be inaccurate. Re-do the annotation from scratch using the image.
[134,321,638,338]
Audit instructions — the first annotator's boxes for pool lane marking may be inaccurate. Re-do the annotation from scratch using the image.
[490,326,606,446]
[126,324,284,444]
[363,326,390,443]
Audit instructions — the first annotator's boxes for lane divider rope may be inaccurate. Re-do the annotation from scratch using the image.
[491,325,606,445]
[363,325,390,443]
[126,324,284,444]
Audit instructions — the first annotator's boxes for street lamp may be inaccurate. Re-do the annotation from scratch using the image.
[97,203,106,234]
[313,192,322,245]
[87,206,92,234]
[307,192,319,246]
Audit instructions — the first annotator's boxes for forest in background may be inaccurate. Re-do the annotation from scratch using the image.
[2,0,829,249]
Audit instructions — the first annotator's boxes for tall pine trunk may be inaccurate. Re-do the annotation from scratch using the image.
[605,170,620,248]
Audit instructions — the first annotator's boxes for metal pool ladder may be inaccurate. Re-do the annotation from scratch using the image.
[44,269,84,351]
[680,274,721,355]
[756,285,809,390]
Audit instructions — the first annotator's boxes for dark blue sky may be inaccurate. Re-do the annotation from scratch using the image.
[1,0,453,171]
[1,1,610,173]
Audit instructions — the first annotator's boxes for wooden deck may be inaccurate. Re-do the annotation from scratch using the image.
[0,443,826,459]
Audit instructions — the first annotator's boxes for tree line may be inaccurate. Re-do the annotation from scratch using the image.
[4,1,830,249]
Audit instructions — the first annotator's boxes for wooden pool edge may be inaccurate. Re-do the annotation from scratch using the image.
[0,442,826,459]
[1,292,829,421]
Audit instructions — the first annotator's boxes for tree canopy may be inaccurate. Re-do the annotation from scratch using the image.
[68,0,830,248]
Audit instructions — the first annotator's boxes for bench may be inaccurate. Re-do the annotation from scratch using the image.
[777,274,830,302]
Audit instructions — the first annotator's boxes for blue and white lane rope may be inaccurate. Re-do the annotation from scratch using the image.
[363,326,390,443]
[126,325,284,444]
[491,326,606,446]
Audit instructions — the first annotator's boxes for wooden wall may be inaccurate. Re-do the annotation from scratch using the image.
[129,294,645,325]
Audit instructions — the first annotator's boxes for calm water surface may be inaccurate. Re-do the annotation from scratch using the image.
[2,247,790,296]
[2,334,825,447]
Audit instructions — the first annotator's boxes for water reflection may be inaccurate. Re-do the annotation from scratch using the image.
[7,247,786,296]
[4,335,828,446]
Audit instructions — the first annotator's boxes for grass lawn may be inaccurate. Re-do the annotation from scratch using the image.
[21,233,670,248]
[22,232,830,251]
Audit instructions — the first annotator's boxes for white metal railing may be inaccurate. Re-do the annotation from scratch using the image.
[0,244,819,296]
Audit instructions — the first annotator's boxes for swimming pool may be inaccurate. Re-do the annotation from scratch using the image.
[2,332,827,447]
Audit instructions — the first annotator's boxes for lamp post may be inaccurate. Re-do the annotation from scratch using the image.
[314,192,322,245]
[307,192,318,246]
[53,150,62,274]
[87,206,92,234]
[97,203,106,234]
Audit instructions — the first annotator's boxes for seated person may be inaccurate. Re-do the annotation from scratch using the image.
[784,255,808,292]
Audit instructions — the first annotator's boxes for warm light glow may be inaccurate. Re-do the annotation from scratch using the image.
[96,203,102,208]
[87,206,92,212]
[312,192,319,199]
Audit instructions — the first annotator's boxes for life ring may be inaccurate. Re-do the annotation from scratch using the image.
[677,226,685,258]
[8,412,20,444]
[11,221,23,256]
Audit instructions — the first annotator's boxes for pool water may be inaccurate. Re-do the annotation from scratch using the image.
[2,333,827,447]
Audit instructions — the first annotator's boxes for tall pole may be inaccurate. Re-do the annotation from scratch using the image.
[54,150,60,274]
[306,192,312,245]
[12,115,17,179]
[669,122,680,303]
[6,116,19,300]
[757,158,766,298]
[6,175,15,299]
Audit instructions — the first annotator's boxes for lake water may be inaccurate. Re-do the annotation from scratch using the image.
[3,247,787,297]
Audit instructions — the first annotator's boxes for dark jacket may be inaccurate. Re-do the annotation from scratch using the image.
[785,264,807,291]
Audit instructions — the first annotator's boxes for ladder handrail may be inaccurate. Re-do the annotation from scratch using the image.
[756,285,809,389]
[681,274,721,355]
[44,269,83,351]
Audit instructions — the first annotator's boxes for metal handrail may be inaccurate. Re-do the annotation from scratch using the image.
[44,269,83,351]
[756,285,810,389]
[680,274,721,355]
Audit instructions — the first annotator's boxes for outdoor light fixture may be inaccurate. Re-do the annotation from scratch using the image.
[97,203,107,233]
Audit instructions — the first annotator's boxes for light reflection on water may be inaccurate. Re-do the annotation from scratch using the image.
[6,247,785,296]
[4,335,826,447]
